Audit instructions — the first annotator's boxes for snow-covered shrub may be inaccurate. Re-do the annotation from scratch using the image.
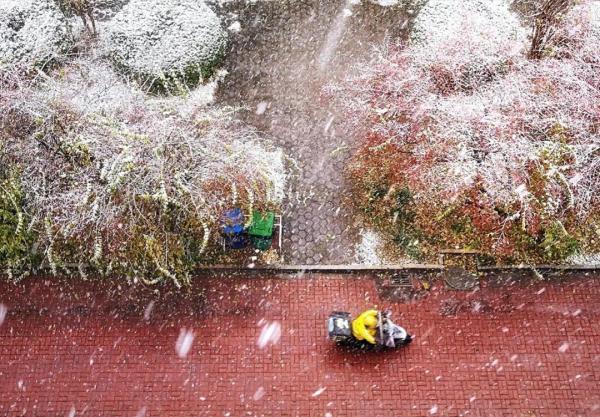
[411,0,525,47]
[410,0,527,93]
[1,62,286,283]
[0,0,74,73]
[332,0,599,264]
[104,0,227,93]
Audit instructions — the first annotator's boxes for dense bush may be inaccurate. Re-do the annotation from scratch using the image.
[104,0,227,93]
[0,0,74,73]
[0,168,37,280]
[1,61,286,283]
[333,0,600,264]
[409,0,527,93]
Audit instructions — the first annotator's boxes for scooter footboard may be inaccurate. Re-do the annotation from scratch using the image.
[327,312,352,342]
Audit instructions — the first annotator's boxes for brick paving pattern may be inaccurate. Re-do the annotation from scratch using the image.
[1,273,600,417]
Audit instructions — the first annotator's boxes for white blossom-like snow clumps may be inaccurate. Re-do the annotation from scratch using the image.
[411,0,525,47]
[104,0,228,93]
[0,0,73,73]
[410,0,527,82]
[402,0,528,94]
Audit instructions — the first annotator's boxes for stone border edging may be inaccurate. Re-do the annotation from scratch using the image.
[195,264,600,273]
[195,264,444,273]
[478,264,600,271]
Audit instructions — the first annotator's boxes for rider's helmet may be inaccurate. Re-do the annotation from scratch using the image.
[363,314,378,329]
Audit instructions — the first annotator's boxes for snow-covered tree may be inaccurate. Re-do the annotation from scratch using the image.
[55,0,97,36]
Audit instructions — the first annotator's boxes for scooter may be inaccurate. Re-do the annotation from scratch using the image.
[327,310,412,348]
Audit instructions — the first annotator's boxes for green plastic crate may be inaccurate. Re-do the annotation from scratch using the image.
[248,211,275,237]
[251,235,273,251]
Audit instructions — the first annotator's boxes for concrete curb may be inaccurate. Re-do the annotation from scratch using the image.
[195,264,444,273]
[195,264,600,273]
[478,264,600,271]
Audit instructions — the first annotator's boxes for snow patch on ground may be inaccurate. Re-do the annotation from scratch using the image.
[567,253,600,266]
[356,229,383,265]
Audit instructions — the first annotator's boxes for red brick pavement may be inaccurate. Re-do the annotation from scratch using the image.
[1,273,599,417]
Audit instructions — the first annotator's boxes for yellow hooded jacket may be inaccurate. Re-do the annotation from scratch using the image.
[351,309,379,344]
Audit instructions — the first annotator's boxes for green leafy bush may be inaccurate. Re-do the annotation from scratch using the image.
[0,170,36,279]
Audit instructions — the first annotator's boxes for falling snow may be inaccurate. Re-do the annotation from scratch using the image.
[257,321,281,349]
[1,0,600,416]
[312,387,327,397]
[559,342,570,353]
[0,304,7,326]
[135,406,147,417]
[253,386,265,401]
[175,328,195,358]
[143,301,155,321]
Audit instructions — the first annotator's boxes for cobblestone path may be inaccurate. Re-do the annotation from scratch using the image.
[217,0,411,264]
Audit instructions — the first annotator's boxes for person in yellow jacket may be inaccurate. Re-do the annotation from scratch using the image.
[351,309,379,344]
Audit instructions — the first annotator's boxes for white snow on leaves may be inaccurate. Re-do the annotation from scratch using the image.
[411,0,526,50]
[255,101,269,115]
[370,0,400,6]
[0,0,74,72]
[103,0,227,87]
